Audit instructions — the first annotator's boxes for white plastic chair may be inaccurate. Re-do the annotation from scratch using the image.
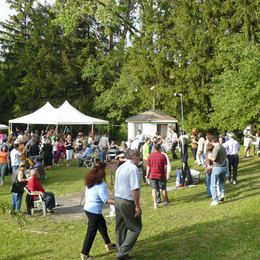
[24,187,46,217]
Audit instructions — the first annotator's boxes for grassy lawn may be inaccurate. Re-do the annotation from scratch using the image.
[0,152,259,260]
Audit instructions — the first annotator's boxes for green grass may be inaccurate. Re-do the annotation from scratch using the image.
[0,153,259,260]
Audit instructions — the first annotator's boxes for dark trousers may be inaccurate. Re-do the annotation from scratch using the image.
[115,197,142,259]
[44,192,56,210]
[81,211,111,255]
[191,148,197,161]
[171,142,178,159]
[227,154,239,181]
[26,194,34,215]
[138,142,144,152]
[182,162,193,185]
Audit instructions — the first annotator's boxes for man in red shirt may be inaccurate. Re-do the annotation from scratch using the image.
[27,169,56,212]
[146,144,168,209]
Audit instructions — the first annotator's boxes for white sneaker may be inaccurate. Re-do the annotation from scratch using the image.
[226,180,231,184]
[0,180,4,186]
[219,194,225,202]
[210,201,219,206]
[233,180,237,184]
[153,203,158,209]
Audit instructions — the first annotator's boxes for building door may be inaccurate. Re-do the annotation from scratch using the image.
[157,124,167,138]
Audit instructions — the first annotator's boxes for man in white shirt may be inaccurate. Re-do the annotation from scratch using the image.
[114,150,142,260]
[222,132,240,184]
[133,130,145,151]
[10,143,21,183]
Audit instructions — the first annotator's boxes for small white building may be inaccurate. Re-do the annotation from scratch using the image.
[126,110,178,140]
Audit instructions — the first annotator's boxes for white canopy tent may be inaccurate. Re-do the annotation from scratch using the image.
[0,124,9,130]
[56,101,108,125]
[9,100,108,130]
[9,102,58,126]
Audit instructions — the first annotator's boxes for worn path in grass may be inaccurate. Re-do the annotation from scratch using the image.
[0,153,259,259]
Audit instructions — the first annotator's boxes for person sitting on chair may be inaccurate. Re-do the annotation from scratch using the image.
[77,145,94,167]
[27,169,56,213]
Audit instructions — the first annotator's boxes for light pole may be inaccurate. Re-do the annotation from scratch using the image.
[174,93,184,133]
[150,85,156,109]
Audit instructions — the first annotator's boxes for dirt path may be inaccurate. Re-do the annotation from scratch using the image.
[52,192,111,221]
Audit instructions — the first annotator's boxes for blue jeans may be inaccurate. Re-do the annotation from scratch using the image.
[12,192,23,211]
[205,173,212,197]
[201,153,206,166]
[11,165,19,183]
[210,166,227,202]
[99,150,106,162]
[0,163,7,182]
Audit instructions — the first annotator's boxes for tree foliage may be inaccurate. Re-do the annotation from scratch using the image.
[0,0,259,133]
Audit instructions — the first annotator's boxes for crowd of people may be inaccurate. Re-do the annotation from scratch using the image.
[79,125,259,259]
[0,124,259,259]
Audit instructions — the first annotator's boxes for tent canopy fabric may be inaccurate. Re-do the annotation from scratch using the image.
[0,124,9,130]
[9,101,108,126]
[9,102,58,125]
[56,101,108,125]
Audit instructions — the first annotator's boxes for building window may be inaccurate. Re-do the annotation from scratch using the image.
[157,124,168,138]
[134,123,143,136]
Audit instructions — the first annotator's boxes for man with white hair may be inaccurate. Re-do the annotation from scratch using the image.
[114,149,142,260]
[28,169,56,213]
[223,132,240,184]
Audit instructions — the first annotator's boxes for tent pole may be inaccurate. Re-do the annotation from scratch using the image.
[9,123,12,134]
[91,124,94,135]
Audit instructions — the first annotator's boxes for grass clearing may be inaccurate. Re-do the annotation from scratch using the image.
[0,153,259,260]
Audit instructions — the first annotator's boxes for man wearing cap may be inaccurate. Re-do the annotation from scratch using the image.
[223,132,240,184]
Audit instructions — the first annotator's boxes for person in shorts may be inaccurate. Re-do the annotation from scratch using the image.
[64,135,73,167]
[243,125,252,158]
[146,144,168,209]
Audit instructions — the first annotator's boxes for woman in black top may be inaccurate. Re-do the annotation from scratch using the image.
[42,139,53,169]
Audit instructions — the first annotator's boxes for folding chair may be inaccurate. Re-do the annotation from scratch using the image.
[108,149,117,161]
[83,153,98,168]
[24,186,46,217]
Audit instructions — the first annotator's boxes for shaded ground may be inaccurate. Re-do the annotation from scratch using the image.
[53,192,111,220]
[51,183,194,220]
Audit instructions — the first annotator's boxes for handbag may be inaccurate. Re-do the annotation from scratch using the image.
[11,181,24,193]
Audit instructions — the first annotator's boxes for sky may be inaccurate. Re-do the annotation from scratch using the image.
[0,0,55,22]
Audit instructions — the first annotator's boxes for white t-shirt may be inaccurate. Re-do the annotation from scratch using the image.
[135,133,145,143]
[198,138,205,152]
[52,141,58,152]
[99,136,109,149]
[10,149,21,166]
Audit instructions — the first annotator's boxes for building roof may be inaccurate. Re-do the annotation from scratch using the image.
[126,109,177,123]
